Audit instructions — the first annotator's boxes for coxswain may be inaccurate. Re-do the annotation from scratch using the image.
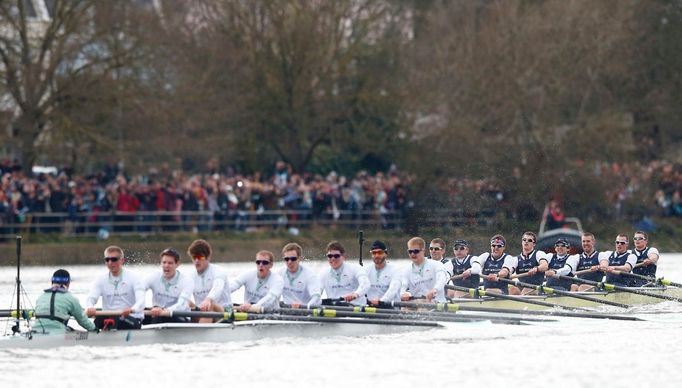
[366,240,401,306]
[230,250,284,312]
[277,242,322,309]
[447,239,480,298]
[33,269,96,335]
[500,232,549,295]
[188,239,233,323]
[86,246,145,330]
[629,231,660,287]
[143,247,195,323]
[400,237,448,302]
[319,240,370,306]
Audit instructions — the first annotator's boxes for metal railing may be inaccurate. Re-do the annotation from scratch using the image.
[0,209,409,239]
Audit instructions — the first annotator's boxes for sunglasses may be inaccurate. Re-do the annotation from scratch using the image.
[191,255,207,261]
[255,260,272,265]
[104,256,120,263]
[522,238,535,243]
[429,247,442,251]
[370,250,385,255]
[554,244,568,248]
[407,249,421,255]
[491,244,504,249]
[454,247,467,251]
[615,241,627,245]
[283,256,298,262]
[326,253,342,259]
[633,237,646,241]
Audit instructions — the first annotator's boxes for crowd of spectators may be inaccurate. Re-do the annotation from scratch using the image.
[0,159,413,236]
[1,157,682,238]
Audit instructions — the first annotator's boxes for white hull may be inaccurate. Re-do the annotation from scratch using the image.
[0,319,440,349]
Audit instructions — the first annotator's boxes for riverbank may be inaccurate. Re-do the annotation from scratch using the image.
[1,217,680,265]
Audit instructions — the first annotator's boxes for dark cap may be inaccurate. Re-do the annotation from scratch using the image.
[370,240,388,251]
[555,238,570,247]
[453,239,468,247]
[51,269,70,285]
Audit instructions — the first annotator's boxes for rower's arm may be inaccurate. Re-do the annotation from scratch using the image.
[166,276,194,312]
[470,255,484,275]
[381,276,402,303]
[556,255,579,276]
[354,267,371,297]
[67,293,96,331]
[306,272,322,307]
[256,273,283,308]
[132,279,146,314]
[647,247,660,264]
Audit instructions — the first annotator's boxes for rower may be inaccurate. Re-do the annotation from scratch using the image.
[143,247,194,324]
[500,232,549,295]
[599,234,637,287]
[366,240,401,306]
[86,246,145,330]
[629,231,660,287]
[428,238,454,278]
[33,269,96,335]
[470,235,514,294]
[230,250,284,312]
[571,232,608,291]
[319,240,370,306]
[277,242,322,309]
[447,239,480,298]
[188,239,233,323]
[544,238,578,291]
[400,237,448,302]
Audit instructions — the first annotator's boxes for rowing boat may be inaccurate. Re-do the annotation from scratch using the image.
[0,318,443,349]
[449,286,682,310]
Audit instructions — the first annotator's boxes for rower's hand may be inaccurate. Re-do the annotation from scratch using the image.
[368,298,380,306]
[400,292,412,301]
[290,303,301,309]
[643,259,653,266]
[544,270,556,278]
[462,270,471,279]
[199,299,212,311]
[425,288,437,301]
[86,307,96,317]
[486,273,498,282]
[239,303,252,312]
[528,267,538,275]
[120,307,132,317]
[343,293,358,303]
[150,307,163,318]
[590,265,600,272]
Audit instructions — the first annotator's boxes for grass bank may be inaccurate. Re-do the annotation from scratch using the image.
[1,217,680,266]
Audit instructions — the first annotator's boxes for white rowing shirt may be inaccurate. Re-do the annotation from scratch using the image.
[366,262,401,303]
[277,265,322,307]
[319,263,370,306]
[230,271,284,310]
[191,263,232,309]
[86,268,146,319]
[144,270,194,312]
[400,259,448,303]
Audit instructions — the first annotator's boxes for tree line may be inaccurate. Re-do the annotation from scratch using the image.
[1,0,681,223]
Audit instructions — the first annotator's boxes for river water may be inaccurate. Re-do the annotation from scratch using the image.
[1,256,682,388]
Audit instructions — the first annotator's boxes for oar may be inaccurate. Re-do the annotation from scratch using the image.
[554,275,682,303]
[0,309,34,319]
[276,307,553,324]
[152,309,443,328]
[610,270,682,288]
[389,301,643,321]
[445,284,590,311]
[496,278,631,308]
